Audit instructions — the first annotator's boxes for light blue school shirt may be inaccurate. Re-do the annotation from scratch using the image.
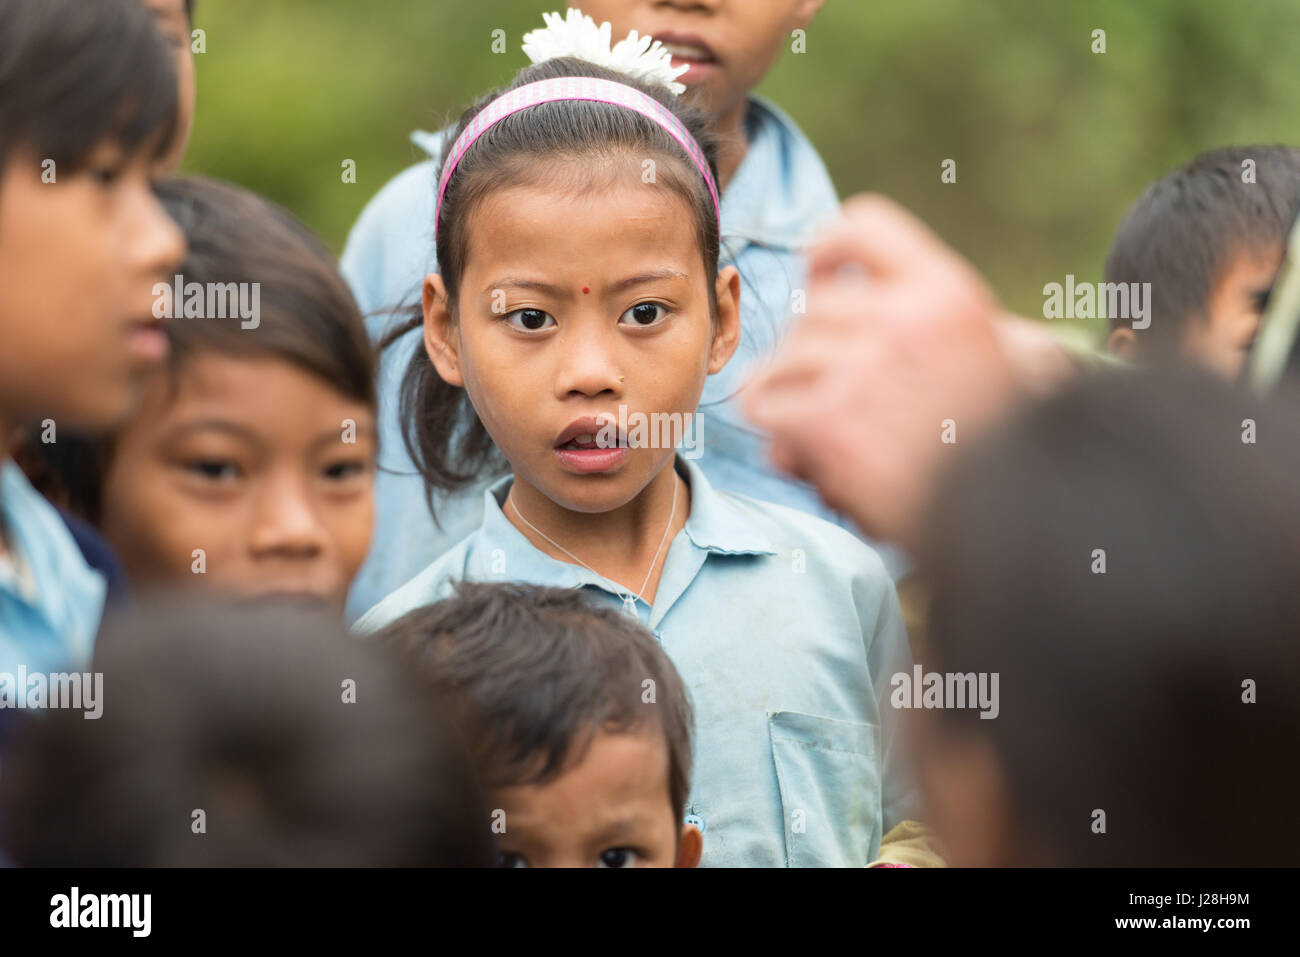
[340,95,906,622]
[355,458,918,868]
[0,461,104,674]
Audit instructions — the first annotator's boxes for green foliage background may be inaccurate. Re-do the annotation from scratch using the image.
[183,0,1300,328]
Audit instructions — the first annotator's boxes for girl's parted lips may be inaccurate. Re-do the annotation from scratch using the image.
[555,414,625,449]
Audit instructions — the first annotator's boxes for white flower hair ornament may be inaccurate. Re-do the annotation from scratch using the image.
[522,8,690,95]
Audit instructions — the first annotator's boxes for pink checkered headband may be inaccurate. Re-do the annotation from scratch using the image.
[434,76,721,234]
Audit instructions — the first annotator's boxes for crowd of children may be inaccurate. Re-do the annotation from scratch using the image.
[1,0,1297,868]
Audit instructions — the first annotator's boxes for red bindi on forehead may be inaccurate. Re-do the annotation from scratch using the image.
[582,286,590,294]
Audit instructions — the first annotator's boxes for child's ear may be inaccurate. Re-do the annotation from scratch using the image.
[707,265,742,375]
[423,273,464,387]
[674,823,703,868]
[1107,326,1138,360]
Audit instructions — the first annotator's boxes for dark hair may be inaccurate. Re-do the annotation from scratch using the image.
[1105,145,1300,348]
[373,581,695,823]
[154,176,376,406]
[0,595,493,866]
[0,0,179,174]
[385,57,721,506]
[34,176,377,523]
[185,0,195,23]
[920,367,1300,866]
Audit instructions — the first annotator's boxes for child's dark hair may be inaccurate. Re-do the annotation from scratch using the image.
[384,57,721,506]
[373,581,695,823]
[1105,144,1300,350]
[920,367,1300,865]
[0,0,178,174]
[35,176,376,523]
[0,595,493,866]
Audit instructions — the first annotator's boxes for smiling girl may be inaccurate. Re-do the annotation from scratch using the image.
[356,33,919,867]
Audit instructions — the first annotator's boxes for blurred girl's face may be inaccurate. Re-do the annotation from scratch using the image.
[0,145,184,435]
[423,157,739,516]
[100,352,376,614]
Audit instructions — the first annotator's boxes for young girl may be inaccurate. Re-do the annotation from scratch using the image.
[40,177,377,616]
[356,38,920,866]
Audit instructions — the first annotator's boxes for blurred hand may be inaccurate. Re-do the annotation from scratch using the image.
[744,195,1040,551]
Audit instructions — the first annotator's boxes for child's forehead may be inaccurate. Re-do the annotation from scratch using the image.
[475,160,698,223]
[151,350,371,424]
[491,726,675,821]
[464,176,703,283]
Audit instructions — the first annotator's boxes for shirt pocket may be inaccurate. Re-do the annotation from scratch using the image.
[768,710,881,867]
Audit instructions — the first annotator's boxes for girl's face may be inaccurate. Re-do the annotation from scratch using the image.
[0,146,184,434]
[100,351,376,614]
[424,163,740,515]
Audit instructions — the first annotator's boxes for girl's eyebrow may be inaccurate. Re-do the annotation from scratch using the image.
[309,425,377,453]
[484,270,688,297]
[485,277,566,297]
[164,420,259,442]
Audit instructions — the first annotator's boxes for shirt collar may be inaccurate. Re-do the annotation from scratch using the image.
[719,95,839,252]
[410,94,838,254]
[469,457,775,590]
[676,457,776,556]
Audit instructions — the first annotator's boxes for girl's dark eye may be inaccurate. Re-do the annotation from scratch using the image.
[504,308,555,331]
[322,461,367,481]
[185,460,240,482]
[89,166,123,187]
[619,303,668,327]
[596,848,639,868]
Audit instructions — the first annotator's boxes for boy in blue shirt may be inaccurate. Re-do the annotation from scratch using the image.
[339,0,911,620]
[0,0,185,671]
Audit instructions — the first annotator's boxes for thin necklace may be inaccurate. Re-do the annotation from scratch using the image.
[509,477,679,614]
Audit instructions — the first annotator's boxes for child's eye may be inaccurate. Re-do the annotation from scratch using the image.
[503,308,555,332]
[87,165,124,187]
[596,847,640,868]
[183,459,241,482]
[497,852,529,868]
[322,460,368,481]
[618,302,669,327]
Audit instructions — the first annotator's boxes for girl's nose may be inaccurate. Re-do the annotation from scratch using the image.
[248,474,327,561]
[553,333,625,399]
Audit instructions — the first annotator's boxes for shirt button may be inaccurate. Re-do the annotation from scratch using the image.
[653,629,663,643]
[685,812,705,832]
